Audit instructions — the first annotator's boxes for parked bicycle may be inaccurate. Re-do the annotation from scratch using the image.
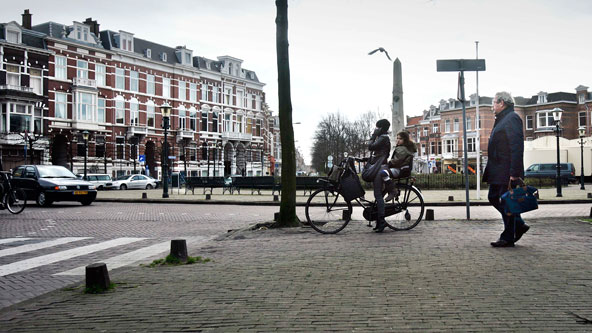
[0,171,27,214]
[305,156,424,234]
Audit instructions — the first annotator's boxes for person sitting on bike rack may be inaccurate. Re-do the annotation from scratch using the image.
[382,131,417,201]
[368,119,392,233]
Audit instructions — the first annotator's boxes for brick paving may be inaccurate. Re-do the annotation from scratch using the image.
[1,211,592,331]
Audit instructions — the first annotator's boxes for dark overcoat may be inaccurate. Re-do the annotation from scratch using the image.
[483,106,524,185]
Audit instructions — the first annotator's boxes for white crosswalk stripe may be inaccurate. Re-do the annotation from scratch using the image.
[0,237,90,258]
[0,238,32,245]
[0,237,145,277]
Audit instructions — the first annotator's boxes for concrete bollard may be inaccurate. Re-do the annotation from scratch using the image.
[205,194,211,200]
[170,240,188,262]
[274,212,280,222]
[448,196,454,201]
[273,195,279,202]
[86,263,110,291]
[425,209,434,221]
[142,192,147,199]
[590,207,592,218]
[588,193,592,199]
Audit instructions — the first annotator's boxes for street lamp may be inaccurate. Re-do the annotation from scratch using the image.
[160,103,172,198]
[579,127,586,190]
[552,107,563,197]
[82,130,89,179]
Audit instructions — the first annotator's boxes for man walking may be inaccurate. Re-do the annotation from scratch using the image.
[483,91,530,247]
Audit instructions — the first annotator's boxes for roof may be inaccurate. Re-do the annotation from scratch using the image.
[524,92,577,105]
[0,22,47,50]
[406,115,422,126]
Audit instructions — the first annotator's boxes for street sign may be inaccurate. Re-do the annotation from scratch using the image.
[139,154,146,162]
[168,156,176,160]
[327,155,333,161]
[437,59,485,72]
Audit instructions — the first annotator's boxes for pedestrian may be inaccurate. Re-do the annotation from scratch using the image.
[381,131,417,201]
[483,91,530,247]
[368,119,391,233]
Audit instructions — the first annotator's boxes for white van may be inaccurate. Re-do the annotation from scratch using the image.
[83,174,114,190]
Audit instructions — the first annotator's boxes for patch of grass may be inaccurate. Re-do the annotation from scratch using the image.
[84,282,116,294]
[143,255,211,268]
[581,219,592,224]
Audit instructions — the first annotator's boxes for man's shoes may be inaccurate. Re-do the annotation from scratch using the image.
[490,239,515,247]
[514,224,530,242]
[384,180,398,202]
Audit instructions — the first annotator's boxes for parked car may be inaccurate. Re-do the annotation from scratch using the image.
[83,173,115,190]
[111,174,157,190]
[11,165,97,207]
[147,175,161,189]
[524,163,576,184]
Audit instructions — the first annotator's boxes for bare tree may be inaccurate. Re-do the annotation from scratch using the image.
[274,0,299,227]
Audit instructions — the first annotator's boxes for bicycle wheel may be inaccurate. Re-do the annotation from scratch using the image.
[305,188,352,234]
[384,184,424,231]
[6,188,27,214]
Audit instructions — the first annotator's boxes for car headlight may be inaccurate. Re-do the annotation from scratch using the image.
[88,185,96,190]
[54,185,67,190]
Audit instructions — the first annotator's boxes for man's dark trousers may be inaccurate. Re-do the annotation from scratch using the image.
[488,183,526,242]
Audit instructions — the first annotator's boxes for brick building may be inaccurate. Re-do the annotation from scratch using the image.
[1,10,276,178]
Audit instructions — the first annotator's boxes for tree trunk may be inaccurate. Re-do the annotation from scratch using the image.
[275,0,299,227]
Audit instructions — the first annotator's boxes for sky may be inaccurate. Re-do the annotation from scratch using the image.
[2,0,591,164]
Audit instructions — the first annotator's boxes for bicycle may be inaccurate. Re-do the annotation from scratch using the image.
[305,156,424,234]
[0,171,27,214]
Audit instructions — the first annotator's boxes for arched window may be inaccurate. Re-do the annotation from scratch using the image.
[146,101,155,127]
[212,111,219,133]
[189,107,197,131]
[130,98,139,126]
[178,106,186,130]
[201,110,208,131]
[115,95,125,124]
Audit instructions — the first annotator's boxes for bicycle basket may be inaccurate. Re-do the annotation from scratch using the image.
[327,165,344,183]
[339,169,365,202]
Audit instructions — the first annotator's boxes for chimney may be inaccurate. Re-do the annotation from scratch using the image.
[83,18,100,36]
[22,9,32,29]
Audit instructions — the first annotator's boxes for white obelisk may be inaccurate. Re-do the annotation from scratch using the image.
[391,58,404,140]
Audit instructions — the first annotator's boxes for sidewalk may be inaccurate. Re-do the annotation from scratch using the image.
[96,183,592,205]
[1,215,591,331]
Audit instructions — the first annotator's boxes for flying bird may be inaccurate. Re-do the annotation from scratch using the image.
[368,47,392,61]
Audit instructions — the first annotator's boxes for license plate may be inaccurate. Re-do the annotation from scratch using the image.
[74,191,88,195]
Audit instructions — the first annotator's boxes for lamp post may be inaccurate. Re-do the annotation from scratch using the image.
[82,130,89,179]
[552,107,563,197]
[160,103,172,198]
[579,127,586,190]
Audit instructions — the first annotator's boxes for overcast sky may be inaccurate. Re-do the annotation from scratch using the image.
[3,0,591,164]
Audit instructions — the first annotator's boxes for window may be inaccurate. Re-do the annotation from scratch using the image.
[453,118,459,132]
[115,68,125,90]
[96,136,105,158]
[185,53,191,64]
[212,112,218,132]
[526,115,533,130]
[147,75,155,95]
[466,117,472,131]
[189,83,197,102]
[130,100,139,126]
[201,83,209,101]
[467,137,476,152]
[579,111,586,128]
[247,117,253,134]
[130,71,139,92]
[162,78,170,98]
[237,115,244,133]
[538,94,547,104]
[536,111,555,128]
[580,94,586,104]
[77,60,88,79]
[256,119,262,137]
[161,52,167,62]
[430,142,435,155]
[179,108,186,130]
[96,64,106,87]
[146,49,151,58]
[55,92,67,119]
[237,91,244,108]
[224,114,231,131]
[421,144,426,155]
[116,137,125,159]
[422,127,428,136]
[432,123,438,133]
[77,92,94,121]
[445,119,451,133]
[98,98,106,123]
[10,104,31,133]
[115,98,125,124]
[179,81,186,100]
[190,110,197,131]
[224,88,232,105]
[445,139,455,154]
[147,103,155,127]
[30,68,42,95]
[438,141,442,155]
[55,56,67,80]
[6,64,20,86]
[6,29,20,43]
[212,86,219,103]
[201,111,208,131]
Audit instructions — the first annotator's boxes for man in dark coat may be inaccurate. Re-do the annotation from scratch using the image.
[368,119,391,233]
[483,91,529,247]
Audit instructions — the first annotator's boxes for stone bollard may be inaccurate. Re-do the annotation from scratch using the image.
[590,207,592,218]
[274,212,280,222]
[588,193,592,199]
[205,194,211,200]
[170,240,188,262]
[425,209,434,221]
[273,195,279,202]
[86,263,110,291]
[142,192,147,199]
[448,196,454,201]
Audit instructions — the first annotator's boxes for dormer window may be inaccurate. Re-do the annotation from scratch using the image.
[175,47,193,66]
[5,23,22,44]
[68,22,91,42]
[145,49,151,58]
[117,30,134,52]
[161,52,167,62]
[580,94,586,104]
[537,92,548,104]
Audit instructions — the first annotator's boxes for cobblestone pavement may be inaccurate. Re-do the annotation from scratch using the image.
[1,201,592,331]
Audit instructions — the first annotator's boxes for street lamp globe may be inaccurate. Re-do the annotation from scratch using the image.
[82,130,89,141]
[579,127,586,138]
[552,107,563,122]
[160,102,172,118]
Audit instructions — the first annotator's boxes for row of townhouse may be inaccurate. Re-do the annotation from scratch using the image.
[405,87,592,174]
[0,10,279,179]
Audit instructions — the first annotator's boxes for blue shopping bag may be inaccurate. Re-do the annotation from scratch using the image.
[501,179,538,216]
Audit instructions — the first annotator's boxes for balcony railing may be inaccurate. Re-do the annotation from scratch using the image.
[0,85,33,92]
[73,77,97,88]
[128,126,148,136]
[442,152,459,159]
[222,131,252,141]
[176,129,194,141]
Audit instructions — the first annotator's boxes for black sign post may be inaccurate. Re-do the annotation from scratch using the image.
[437,59,486,220]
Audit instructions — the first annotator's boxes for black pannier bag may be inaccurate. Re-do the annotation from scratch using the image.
[339,168,365,202]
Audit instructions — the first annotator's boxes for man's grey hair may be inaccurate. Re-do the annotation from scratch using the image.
[494,91,515,106]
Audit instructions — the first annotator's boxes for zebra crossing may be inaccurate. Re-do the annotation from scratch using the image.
[0,236,211,277]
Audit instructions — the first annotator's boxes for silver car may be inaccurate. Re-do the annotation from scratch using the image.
[112,174,157,190]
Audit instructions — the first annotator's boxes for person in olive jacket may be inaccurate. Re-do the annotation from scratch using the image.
[483,91,529,247]
[368,119,391,233]
[382,131,417,202]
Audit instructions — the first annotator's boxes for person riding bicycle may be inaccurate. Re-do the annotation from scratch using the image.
[382,131,417,202]
[368,119,391,233]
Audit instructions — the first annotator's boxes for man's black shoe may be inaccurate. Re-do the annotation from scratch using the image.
[490,239,515,247]
[514,224,530,242]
